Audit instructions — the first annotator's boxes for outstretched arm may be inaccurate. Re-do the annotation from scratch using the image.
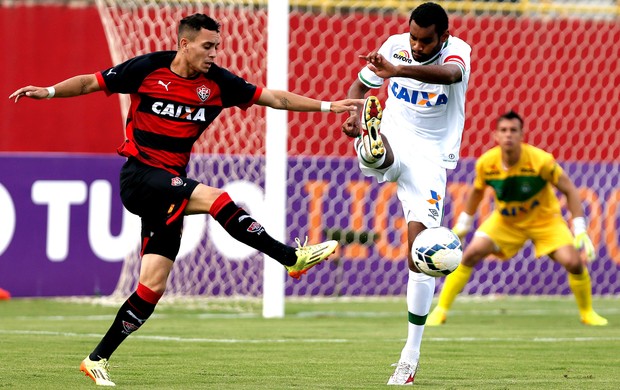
[555,172,596,262]
[461,187,485,216]
[256,88,362,113]
[360,52,462,85]
[452,186,485,239]
[555,172,583,219]
[341,78,372,138]
[9,74,101,103]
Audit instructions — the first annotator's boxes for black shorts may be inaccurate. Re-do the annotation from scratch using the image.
[120,158,199,259]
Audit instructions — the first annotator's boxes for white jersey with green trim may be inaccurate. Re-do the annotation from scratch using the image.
[358,33,471,169]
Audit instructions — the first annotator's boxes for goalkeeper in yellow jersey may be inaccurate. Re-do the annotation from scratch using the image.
[428,110,607,327]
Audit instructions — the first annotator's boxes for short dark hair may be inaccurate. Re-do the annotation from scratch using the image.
[178,13,220,38]
[497,110,524,128]
[409,2,449,36]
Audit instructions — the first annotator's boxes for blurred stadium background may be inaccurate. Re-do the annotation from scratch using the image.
[0,0,618,306]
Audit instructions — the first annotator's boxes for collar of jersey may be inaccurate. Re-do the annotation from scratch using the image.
[418,37,450,65]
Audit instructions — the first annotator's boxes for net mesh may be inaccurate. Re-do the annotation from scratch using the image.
[96,0,620,302]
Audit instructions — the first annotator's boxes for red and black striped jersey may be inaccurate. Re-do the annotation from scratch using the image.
[96,51,262,175]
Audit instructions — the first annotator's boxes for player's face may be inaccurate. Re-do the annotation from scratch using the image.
[408,21,448,62]
[495,118,524,152]
[184,29,220,74]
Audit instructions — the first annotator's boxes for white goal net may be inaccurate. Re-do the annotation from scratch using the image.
[96,0,620,304]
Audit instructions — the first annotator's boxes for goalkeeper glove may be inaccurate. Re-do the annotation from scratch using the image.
[452,212,474,240]
[573,217,596,262]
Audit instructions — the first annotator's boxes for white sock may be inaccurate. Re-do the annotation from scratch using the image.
[399,270,435,364]
[355,138,385,168]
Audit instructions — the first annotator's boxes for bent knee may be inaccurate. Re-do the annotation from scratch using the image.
[187,184,224,214]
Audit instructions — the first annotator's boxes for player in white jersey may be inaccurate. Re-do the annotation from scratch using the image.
[341,2,471,385]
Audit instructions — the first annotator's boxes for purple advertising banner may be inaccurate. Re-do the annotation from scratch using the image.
[0,154,618,297]
[0,154,127,296]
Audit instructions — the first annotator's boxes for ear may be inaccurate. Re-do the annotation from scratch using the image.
[179,37,189,51]
[440,29,450,43]
[493,130,500,144]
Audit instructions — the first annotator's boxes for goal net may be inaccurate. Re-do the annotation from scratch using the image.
[96,0,620,305]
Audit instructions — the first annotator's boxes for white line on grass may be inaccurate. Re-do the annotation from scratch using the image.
[2,329,620,344]
[11,306,620,322]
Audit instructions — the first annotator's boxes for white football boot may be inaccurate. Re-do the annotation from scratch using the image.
[387,361,418,385]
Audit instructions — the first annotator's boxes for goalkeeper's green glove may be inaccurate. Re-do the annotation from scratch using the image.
[452,212,474,240]
[573,217,596,262]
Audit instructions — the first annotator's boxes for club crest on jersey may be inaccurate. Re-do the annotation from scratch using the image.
[171,177,183,187]
[197,85,211,102]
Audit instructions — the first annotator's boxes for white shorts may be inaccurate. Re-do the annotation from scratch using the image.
[356,132,447,228]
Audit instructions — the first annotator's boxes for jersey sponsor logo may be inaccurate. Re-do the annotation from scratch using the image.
[106,68,117,76]
[197,85,211,102]
[393,50,413,64]
[520,162,535,173]
[426,190,442,210]
[485,164,501,176]
[171,177,183,186]
[390,81,448,107]
[426,190,442,221]
[152,101,208,122]
[500,199,540,217]
[158,80,171,91]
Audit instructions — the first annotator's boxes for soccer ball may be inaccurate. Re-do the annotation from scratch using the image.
[412,227,462,277]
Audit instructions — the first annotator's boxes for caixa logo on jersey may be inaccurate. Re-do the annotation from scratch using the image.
[390,81,448,107]
[151,102,208,122]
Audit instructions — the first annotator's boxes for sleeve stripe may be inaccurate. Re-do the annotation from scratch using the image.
[95,71,111,95]
[444,55,466,70]
[237,86,262,110]
[358,72,382,88]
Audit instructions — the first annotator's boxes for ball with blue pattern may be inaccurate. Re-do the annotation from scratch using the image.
[412,227,462,277]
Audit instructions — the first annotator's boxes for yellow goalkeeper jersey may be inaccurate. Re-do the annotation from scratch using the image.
[473,143,563,227]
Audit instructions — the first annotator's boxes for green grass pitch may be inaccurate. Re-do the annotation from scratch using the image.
[1,296,619,389]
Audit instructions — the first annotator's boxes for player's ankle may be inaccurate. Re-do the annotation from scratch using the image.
[356,139,385,167]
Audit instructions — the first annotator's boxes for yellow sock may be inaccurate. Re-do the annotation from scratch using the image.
[567,267,593,315]
[437,264,474,311]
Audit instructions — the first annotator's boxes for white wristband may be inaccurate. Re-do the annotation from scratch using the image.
[46,87,56,99]
[320,101,331,112]
[572,217,587,235]
[456,212,474,228]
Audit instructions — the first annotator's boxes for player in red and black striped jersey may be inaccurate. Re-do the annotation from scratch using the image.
[100,49,261,175]
[10,13,362,386]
